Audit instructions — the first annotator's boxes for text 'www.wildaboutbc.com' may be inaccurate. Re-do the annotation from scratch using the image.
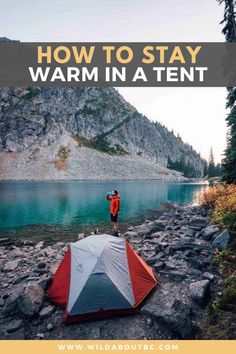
[57,343,179,351]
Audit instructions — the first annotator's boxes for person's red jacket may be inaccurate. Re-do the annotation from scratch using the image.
[107,195,120,216]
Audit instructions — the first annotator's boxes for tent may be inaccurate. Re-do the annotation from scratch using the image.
[48,234,157,323]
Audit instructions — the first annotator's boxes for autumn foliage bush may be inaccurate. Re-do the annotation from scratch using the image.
[196,184,236,231]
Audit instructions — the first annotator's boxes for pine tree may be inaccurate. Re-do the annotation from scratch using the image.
[217,0,236,183]
[208,147,216,177]
[223,98,236,182]
[203,160,208,177]
[217,0,236,41]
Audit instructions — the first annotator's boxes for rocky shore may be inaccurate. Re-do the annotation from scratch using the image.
[0,204,233,340]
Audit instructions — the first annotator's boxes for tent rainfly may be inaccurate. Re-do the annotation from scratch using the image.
[48,234,157,323]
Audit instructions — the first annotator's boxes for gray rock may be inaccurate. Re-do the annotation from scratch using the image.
[4,259,20,271]
[2,293,20,316]
[35,261,48,274]
[141,300,196,339]
[180,227,195,237]
[124,231,138,238]
[186,257,203,270]
[212,229,235,250]
[17,283,44,317]
[136,225,153,237]
[8,248,25,258]
[90,326,101,339]
[201,225,219,240]
[189,216,207,228]
[13,274,29,284]
[5,319,23,333]
[35,241,44,249]
[202,272,214,281]
[37,277,52,290]
[47,323,54,331]
[189,280,210,305]
[153,220,166,231]
[39,305,54,318]
[51,242,65,250]
[164,261,176,270]
[167,270,186,281]
[21,240,33,246]
[157,242,169,251]
[3,328,25,340]
[0,238,13,246]
[153,261,164,270]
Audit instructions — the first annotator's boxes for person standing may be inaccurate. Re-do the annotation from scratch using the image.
[106,190,120,236]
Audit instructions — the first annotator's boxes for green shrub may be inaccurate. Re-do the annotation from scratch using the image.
[74,135,128,155]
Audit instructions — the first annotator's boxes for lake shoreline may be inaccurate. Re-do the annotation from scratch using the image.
[0,202,232,340]
[0,204,168,245]
[0,178,207,183]
[0,179,207,231]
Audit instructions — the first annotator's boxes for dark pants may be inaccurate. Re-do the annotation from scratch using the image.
[110,214,118,222]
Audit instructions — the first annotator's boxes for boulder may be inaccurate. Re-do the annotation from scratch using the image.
[2,293,20,316]
[13,274,29,285]
[2,328,25,340]
[136,225,153,237]
[189,280,210,305]
[35,241,44,249]
[180,227,195,237]
[141,300,197,339]
[136,220,165,238]
[186,257,203,270]
[201,225,219,240]
[164,260,176,270]
[202,272,214,281]
[146,257,158,266]
[17,283,44,317]
[124,231,138,239]
[0,238,13,246]
[212,229,236,250]
[34,261,48,274]
[3,259,20,271]
[189,216,207,228]
[8,248,25,258]
[5,319,23,334]
[167,270,186,281]
[149,231,165,240]
[153,261,164,270]
[153,220,166,231]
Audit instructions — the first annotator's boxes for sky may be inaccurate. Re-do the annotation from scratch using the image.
[0,0,227,162]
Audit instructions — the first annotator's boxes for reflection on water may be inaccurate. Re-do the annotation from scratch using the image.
[0,180,206,229]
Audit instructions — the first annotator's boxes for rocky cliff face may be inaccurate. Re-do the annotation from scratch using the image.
[0,87,204,179]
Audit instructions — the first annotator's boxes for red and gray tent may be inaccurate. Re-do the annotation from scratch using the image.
[48,234,157,323]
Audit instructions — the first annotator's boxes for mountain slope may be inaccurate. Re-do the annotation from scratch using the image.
[0,87,204,180]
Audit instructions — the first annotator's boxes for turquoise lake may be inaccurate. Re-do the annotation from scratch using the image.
[0,180,206,230]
